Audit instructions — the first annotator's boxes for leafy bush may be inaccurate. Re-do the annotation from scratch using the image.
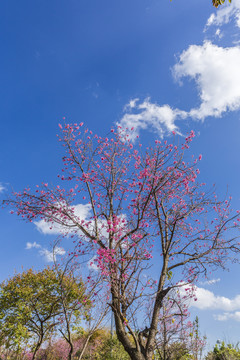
[206,341,240,360]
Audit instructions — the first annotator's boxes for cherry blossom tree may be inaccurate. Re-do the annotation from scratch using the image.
[4,123,240,360]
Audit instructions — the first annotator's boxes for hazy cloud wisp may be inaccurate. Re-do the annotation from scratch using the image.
[39,246,66,262]
[26,241,41,249]
[0,183,5,193]
[26,241,66,263]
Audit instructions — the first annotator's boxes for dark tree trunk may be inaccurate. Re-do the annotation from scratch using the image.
[68,342,73,360]
[32,337,43,360]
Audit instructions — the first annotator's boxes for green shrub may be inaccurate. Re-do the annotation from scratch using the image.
[206,341,240,360]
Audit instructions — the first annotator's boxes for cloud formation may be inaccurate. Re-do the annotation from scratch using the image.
[39,246,66,262]
[214,311,240,322]
[34,203,127,248]
[179,279,240,321]
[200,278,221,286]
[178,283,240,323]
[173,41,240,120]
[118,41,240,139]
[34,203,92,235]
[206,0,240,29]
[26,241,41,249]
[117,98,187,140]
[190,286,240,311]
[0,183,5,193]
[25,241,65,262]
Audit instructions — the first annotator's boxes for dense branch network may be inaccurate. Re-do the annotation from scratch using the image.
[4,124,240,360]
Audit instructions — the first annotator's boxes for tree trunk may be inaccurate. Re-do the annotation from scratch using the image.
[78,335,91,360]
[32,338,42,360]
[113,312,148,360]
[68,342,73,360]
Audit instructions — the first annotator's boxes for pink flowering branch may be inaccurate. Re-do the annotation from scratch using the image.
[3,125,240,360]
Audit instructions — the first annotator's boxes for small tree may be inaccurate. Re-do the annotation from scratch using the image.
[53,257,92,360]
[0,267,90,360]
[4,124,240,360]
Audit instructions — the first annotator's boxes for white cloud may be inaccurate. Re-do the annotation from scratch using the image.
[200,278,221,285]
[34,203,92,235]
[123,98,140,111]
[88,255,99,270]
[119,41,240,137]
[215,28,222,38]
[0,183,5,193]
[206,0,240,29]
[214,311,240,322]
[173,41,240,120]
[25,240,66,263]
[26,241,41,250]
[178,283,240,322]
[118,98,187,140]
[34,203,128,249]
[39,246,66,262]
[180,284,240,312]
[34,220,64,235]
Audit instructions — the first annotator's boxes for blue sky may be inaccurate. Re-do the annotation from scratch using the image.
[1,0,240,351]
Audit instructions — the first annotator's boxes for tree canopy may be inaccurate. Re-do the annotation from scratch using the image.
[0,267,90,360]
[4,124,240,360]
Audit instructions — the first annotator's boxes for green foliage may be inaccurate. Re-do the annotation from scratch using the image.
[206,341,240,360]
[94,334,130,360]
[166,271,173,280]
[0,267,60,352]
[155,342,192,360]
[0,267,90,357]
[71,329,130,360]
